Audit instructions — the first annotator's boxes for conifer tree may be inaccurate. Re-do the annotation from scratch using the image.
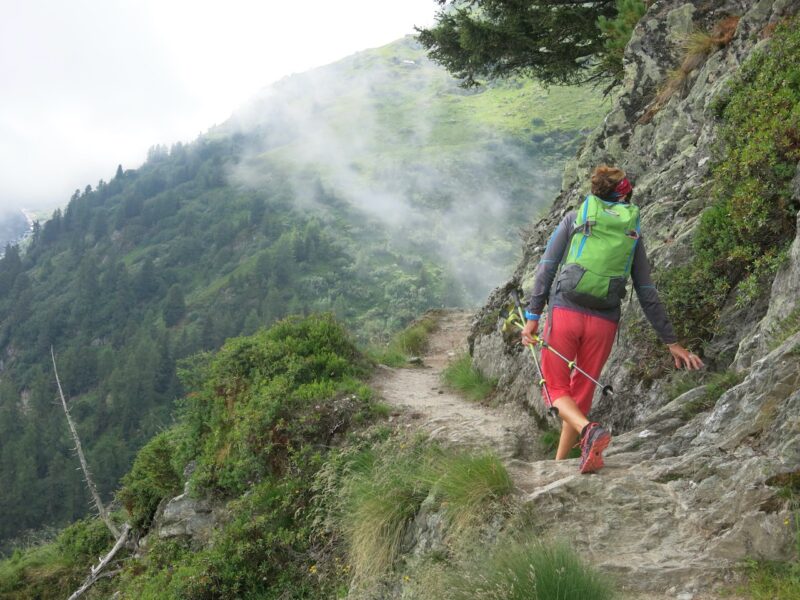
[417,0,619,86]
[163,284,186,327]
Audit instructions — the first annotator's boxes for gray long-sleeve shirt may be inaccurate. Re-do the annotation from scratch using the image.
[525,211,677,344]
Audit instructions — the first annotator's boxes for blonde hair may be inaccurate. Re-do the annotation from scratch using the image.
[591,165,626,199]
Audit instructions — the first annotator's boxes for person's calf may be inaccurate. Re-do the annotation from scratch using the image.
[555,421,579,460]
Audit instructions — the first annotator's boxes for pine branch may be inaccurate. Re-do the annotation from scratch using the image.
[51,346,121,539]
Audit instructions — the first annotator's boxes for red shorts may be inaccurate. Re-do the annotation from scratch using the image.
[540,307,617,416]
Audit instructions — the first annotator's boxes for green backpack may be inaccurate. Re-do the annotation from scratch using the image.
[556,194,641,310]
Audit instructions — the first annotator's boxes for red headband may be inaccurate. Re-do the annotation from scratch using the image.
[612,178,632,198]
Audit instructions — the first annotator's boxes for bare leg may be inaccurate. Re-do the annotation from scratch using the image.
[552,395,590,434]
[555,421,579,460]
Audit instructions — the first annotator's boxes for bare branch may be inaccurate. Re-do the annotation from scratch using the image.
[51,346,120,539]
[67,524,130,600]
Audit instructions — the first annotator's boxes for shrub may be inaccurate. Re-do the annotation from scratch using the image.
[117,477,344,600]
[442,353,496,401]
[0,518,115,599]
[178,313,373,495]
[661,17,800,342]
[118,429,183,530]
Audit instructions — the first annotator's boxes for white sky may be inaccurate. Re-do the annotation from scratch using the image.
[0,0,437,210]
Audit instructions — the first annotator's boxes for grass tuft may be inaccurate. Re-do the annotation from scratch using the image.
[442,353,496,401]
[428,452,513,531]
[739,560,800,599]
[428,536,615,599]
[640,16,740,124]
[339,442,512,583]
[371,313,441,367]
[341,450,427,582]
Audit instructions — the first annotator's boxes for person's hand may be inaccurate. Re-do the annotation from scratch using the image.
[521,319,538,346]
[668,343,704,370]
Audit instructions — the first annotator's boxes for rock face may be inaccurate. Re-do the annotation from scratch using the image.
[511,330,799,595]
[472,0,800,432]
[467,0,800,594]
[147,463,225,548]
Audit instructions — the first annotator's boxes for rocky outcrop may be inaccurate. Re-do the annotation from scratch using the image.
[471,0,800,431]
[141,463,226,550]
[510,329,799,595]
[467,0,800,594]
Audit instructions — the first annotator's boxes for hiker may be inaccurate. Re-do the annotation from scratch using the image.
[520,165,703,474]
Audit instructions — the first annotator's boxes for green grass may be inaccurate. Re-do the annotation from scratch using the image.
[738,560,800,599]
[768,305,800,351]
[428,536,615,600]
[442,353,496,401]
[371,312,441,367]
[341,449,427,582]
[339,442,513,582]
[732,470,800,598]
[427,451,513,531]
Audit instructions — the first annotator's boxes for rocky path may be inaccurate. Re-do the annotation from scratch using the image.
[371,310,754,600]
[371,311,539,465]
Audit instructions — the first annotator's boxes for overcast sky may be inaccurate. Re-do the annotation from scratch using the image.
[0,0,437,211]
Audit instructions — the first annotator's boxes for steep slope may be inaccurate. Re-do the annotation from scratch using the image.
[0,37,606,548]
[467,0,800,594]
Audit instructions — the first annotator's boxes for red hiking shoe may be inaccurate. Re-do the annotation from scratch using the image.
[579,423,611,474]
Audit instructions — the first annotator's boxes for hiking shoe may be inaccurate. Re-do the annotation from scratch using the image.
[579,423,611,474]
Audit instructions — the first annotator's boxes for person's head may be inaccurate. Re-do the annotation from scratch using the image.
[591,165,632,202]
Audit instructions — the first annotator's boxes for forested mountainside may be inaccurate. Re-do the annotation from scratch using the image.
[0,36,605,547]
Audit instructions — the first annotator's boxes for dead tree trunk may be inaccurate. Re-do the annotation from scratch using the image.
[51,346,120,538]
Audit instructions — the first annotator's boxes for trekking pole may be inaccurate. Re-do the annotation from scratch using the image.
[536,336,614,397]
[508,290,558,418]
[507,291,614,399]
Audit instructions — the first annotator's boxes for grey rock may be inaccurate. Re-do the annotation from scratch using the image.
[155,492,223,546]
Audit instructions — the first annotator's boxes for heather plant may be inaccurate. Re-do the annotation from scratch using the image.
[662,17,800,342]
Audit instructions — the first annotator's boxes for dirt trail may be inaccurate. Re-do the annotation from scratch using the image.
[371,311,744,600]
[371,311,539,466]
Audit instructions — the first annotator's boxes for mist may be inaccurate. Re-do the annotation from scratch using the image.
[228,38,565,303]
[0,1,436,215]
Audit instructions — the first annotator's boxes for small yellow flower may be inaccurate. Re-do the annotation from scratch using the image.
[403,575,411,583]
[785,518,791,526]
[309,565,317,574]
